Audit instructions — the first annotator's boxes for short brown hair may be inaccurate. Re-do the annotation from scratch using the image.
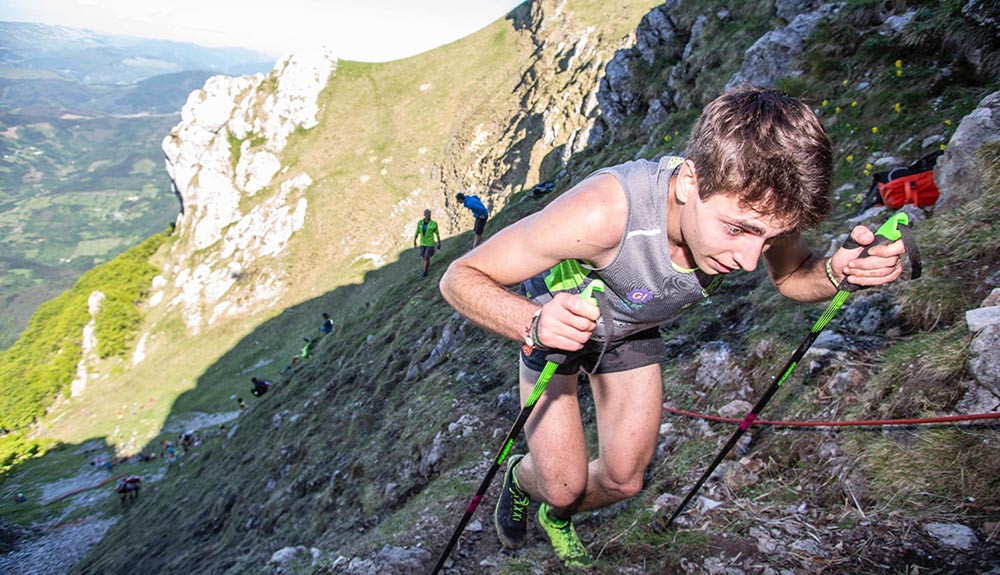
[685,86,832,228]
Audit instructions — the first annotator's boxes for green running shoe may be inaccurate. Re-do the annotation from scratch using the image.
[537,502,592,569]
[494,454,531,548]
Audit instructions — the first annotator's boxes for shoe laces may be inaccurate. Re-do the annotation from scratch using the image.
[554,523,587,557]
[509,488,530,522]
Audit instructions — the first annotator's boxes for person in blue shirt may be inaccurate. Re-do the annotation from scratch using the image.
[320,312,334,334]
[455,192,490,248]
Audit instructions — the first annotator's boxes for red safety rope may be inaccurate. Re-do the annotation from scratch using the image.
[662,404,1000,427]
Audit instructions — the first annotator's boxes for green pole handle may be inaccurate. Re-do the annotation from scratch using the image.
[838,211,920,293]
[842,211,910,253]
[579,279,606,306]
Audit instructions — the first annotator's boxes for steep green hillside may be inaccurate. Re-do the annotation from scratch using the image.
[0,228,172,477]
[1,1,998,574]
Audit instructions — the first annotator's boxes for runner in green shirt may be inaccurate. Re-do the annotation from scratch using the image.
[414,209,442,278]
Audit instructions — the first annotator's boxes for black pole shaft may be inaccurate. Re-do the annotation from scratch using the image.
[653,322,828,530]
[658,217,916,530]
[429,355,563,574]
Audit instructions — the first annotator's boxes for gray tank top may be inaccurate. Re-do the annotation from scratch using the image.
[521,156,723,341]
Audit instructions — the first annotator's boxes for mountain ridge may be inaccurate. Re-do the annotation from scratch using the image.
[0,20,274,84]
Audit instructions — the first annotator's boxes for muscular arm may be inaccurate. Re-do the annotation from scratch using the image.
[440,174,624,351]
[764,225,906,302]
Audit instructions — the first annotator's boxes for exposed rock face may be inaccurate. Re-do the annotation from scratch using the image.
[596,2,684,138]
[158,49,336,331]
[594,2,838,145]
[935,90,1000,210]
[70,290,105,397]
[438,0,626,209]
[966,289,1000,398]
[725,3,839,91]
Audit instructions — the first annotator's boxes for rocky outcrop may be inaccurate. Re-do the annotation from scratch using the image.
[594,1,841,145]
[158,49,336,331]
[935,90,1000,210]
[966,288,1000,399]
[724,3,841,91]
[438,0,627,211]
[70,291,105,397]
[595,2,685,139]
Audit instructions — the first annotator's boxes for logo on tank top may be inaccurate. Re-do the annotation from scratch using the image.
[627,288,654,304]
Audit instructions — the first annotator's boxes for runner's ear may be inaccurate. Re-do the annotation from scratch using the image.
[675,160,698,204]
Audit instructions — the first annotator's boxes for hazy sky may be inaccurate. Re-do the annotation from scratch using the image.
[0,0,526,61]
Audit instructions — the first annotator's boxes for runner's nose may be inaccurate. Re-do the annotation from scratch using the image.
[733,237,766,271]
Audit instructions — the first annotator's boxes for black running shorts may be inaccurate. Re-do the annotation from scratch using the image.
[520,327,668,375]
[473,216,487,235]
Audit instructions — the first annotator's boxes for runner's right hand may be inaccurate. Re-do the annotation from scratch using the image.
[535,292,600,352]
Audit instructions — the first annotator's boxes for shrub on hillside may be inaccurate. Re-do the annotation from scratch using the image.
[0,228,171,439]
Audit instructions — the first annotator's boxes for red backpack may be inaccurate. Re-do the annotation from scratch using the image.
[860,150,943,211]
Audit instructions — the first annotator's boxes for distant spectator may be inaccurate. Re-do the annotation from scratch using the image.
[251,377,273,397]
[160,440,176,461]
[179,431,196,454]
[413,208,442,278]
[320,312,334,335]
[455,193,490,249]
[237,397,248,413]
[15,492,26,503]
[115,476,141,504]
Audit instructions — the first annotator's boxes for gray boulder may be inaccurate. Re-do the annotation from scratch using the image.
[726,4,839,91]
[935,91,1000,210]
[968,324,1000,397]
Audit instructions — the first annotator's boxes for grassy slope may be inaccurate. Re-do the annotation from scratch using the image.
[1,1,998,574]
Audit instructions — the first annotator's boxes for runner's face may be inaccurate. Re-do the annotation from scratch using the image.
[679,191,796,275]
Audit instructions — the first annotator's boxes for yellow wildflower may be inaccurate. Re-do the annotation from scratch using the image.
[846,154,854,163]
[894,102,901,113]
[871,126,879,134]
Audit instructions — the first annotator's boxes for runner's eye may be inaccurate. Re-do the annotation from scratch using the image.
[725,225,743,236]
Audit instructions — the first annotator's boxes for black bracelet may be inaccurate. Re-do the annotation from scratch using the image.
[530,310,551,352]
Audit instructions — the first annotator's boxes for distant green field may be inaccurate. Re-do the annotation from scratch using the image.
[0,113,181,349]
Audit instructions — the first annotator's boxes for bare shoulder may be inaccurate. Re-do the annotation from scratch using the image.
[543,172,626,252]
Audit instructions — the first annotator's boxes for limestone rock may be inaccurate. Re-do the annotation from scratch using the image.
[726,4,839,91]
[935,91,1000,210]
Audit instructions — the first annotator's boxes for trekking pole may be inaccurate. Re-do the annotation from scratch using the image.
[430,280,606,574]
[653,212,920,532]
